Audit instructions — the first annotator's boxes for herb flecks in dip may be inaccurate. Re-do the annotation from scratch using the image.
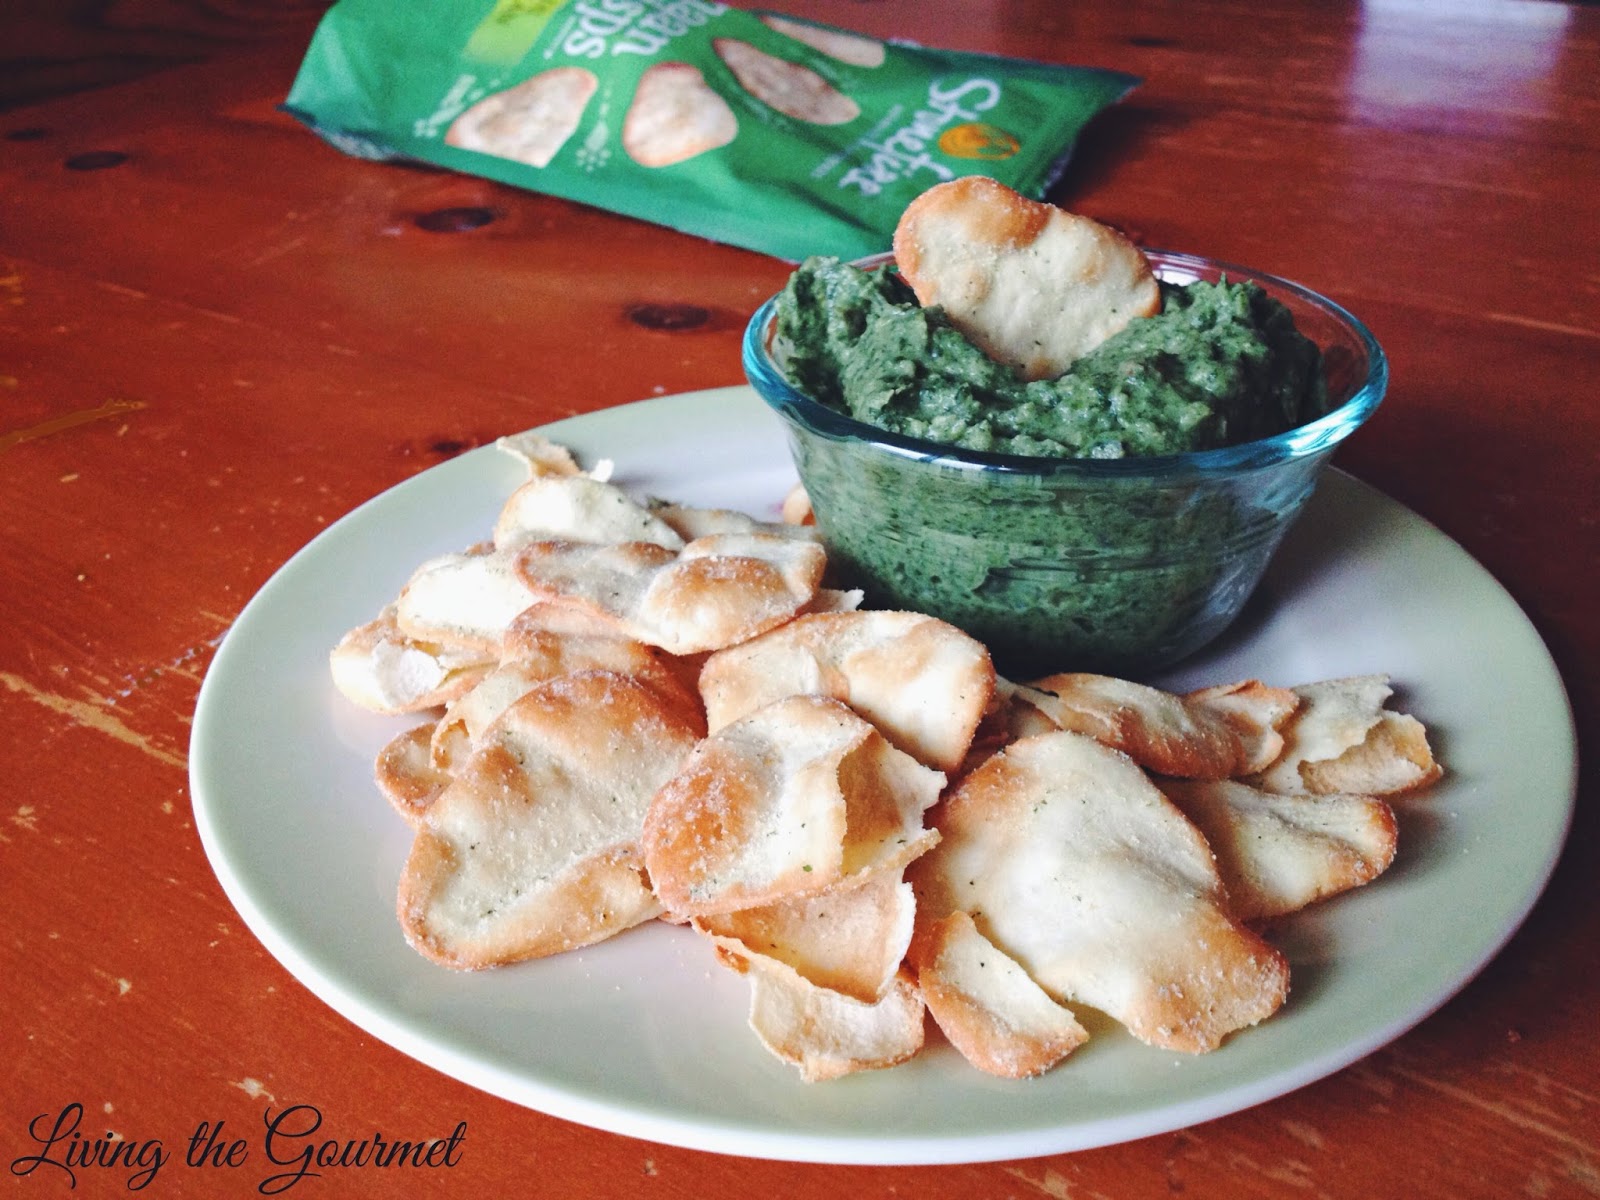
[774,256,1330,459]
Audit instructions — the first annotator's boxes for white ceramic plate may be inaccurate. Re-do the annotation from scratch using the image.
[190,386,1576,1165]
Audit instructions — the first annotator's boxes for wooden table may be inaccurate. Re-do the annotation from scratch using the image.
[3,2,1595,1195]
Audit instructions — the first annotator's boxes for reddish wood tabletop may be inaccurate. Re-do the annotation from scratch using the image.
[3,1,1596,1196]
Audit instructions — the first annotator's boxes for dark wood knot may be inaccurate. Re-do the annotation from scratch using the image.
[627,303,712,332]
[64,150,129,171]
[413,206,498,233]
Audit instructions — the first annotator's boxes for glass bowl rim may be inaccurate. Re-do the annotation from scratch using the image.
[742,248,1389,480]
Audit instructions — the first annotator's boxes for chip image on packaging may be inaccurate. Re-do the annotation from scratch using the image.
[445,66,598,168]
[760,14,886,68]
[622,61,740,168]
[713,37,861,125]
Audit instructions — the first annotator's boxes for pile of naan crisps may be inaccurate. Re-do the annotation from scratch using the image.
[330,434,1441,1083]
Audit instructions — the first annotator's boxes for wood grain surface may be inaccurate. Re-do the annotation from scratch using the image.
[2,1,1596,1196]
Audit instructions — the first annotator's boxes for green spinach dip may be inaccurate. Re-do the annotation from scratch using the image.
[774,256,1329,458]
[763,254,1342,674]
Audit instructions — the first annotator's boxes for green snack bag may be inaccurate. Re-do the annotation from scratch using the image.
[284,1,1137,261]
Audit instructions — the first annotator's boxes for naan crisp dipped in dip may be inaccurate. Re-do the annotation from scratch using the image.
[892,176,1160,381]
[911,910,1088,1079]
[1251,675,1442,796]
[698,610,995,773]
[642,695,944,918]
[397,670,701,969]
[513,532,826,656]
[445,66,597,169]
[911,730,1289,1053]
[1013,673,1298,779]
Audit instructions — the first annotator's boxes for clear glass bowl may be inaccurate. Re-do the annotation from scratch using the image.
[742,250,1388,677]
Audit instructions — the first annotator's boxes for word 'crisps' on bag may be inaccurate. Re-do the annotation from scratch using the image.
[283,1,1139,261]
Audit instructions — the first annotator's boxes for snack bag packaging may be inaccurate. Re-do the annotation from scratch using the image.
[283,0,1138,261]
